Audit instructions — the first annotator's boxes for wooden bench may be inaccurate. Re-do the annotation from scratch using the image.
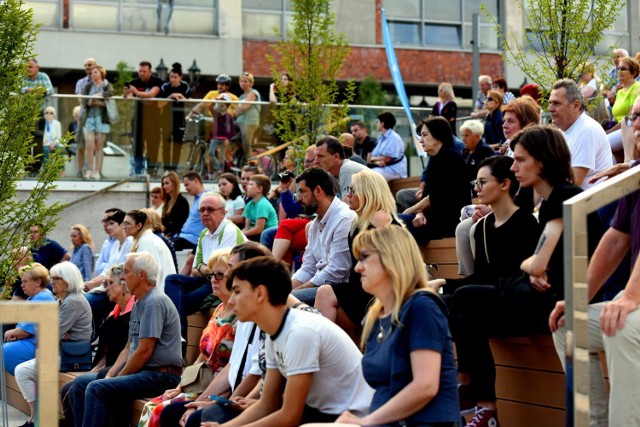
[2,312,211,426]
[388,176,421,197]
[420,237,461,279]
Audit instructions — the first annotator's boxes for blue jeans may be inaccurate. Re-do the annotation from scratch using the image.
[164,274,210,339]
[260,227,277,250]
[71,370,180,427]
[291,287,319,306]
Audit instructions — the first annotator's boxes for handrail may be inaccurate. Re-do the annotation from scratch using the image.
[562,165,640,426]
[62,175,146,208]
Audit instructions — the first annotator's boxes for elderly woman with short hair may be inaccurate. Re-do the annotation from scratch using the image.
[14,261,92,427]
[459,119,495,186]
[2,263,55,375]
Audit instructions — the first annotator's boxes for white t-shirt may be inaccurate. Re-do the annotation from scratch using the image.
[228,320,262,391]
[563,112,613,190]
[225,195,245,218]
[265,309,373,416]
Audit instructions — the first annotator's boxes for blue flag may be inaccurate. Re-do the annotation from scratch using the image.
[381,8,425,158]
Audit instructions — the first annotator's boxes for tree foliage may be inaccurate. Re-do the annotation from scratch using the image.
[485,0,625,92]
[0,0,65,297]
[266,0,355,156]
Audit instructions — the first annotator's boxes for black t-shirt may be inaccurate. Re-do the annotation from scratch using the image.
[130,75,163,93]
[463,142,496,184]
[159,81,192,99]
[355,135,377,161]
[538,182,582,299]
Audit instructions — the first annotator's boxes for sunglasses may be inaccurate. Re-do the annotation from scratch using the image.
[205,271,226,281]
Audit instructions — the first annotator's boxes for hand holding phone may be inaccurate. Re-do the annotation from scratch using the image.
[208,394,240,408]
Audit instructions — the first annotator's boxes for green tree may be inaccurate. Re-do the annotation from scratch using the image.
[266,0,355,156]
[0,0,66,298]
[485,0,625,93]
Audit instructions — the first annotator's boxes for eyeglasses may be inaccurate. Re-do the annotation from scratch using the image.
[50,276,63,282]
[470,179,496,190]
[346,186,356,196]
[44,111,54,115]
[205,271,226,281]
[121,221,134,228]
[617,67,630,72]
[199,207,224,214]
[625,112,640,126]
[484,98,495,103]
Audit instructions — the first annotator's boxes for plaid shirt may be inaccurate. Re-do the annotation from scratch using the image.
[22,72,53,96]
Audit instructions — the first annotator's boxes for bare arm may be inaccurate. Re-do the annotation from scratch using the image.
[243,218,267,238]
[130,86,161,99]
[404,195,431,215]
[587,228,631,300]
[572,167,589,188]
[118,338,156,376]
[339,350,442,426]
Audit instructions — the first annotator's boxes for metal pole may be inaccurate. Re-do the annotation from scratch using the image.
[472,13,480,106]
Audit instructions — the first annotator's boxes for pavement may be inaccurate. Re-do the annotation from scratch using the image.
[0,401,29,426]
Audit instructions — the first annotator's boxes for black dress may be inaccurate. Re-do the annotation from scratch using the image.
[432,101,458,135]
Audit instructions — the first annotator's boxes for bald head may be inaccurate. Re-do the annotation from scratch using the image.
[340,133,355,147]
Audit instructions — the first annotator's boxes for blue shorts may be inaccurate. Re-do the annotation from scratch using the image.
[84,108,110,134]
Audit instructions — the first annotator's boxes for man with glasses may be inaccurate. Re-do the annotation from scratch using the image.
[548,79,612,189]
[165,192,246,341]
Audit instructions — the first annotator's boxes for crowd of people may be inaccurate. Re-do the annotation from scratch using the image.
[5,49,640,427]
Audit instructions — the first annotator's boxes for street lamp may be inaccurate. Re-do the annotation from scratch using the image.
[188,59,201,91]
[156,58,168,82]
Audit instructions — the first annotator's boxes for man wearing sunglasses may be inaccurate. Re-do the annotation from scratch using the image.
[165,191,246,342]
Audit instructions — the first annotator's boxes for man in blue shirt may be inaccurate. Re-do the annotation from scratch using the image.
[171,171,206,251]
[29,224,70,270]
[369,112,407,181]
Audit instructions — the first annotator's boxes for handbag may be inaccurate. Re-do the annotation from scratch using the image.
[60,340,93,372]
[179,352,215,394]
[105,98,119,124]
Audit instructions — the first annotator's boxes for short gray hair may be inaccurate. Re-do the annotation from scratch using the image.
[126,252,158,286]
[460,119,485,136]
[552,78,586,111]
[479,75,492,84]
[200,191,226,208]
[50,261,84,294]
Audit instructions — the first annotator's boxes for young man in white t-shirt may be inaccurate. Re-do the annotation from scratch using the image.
[220,256,373,427]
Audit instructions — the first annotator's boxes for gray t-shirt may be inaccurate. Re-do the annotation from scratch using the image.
[128,287,183,368]
[338,159,367,197]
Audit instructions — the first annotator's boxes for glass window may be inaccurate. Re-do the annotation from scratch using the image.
[171,9,215,34]
[464,0,495,23]
[243,12,281,39]
[25,0,60,28]
[71,3,119,31]
[425,24,461,47]
[424,2,460,22]
[244,0,282,10]
[384,0,420,19]
[463,23,499,49]
[389,21,420,45]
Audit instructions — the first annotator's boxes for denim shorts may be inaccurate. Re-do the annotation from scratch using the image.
[84,108,110,134]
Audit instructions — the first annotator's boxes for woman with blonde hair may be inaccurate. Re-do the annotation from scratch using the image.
[70,224,94,281]
[315,169,402,338]
[160,171,190,238]
[335,226,459,426]
[431,82,458,135]
[141,208,178,271]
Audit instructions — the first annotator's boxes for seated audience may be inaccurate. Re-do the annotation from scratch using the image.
[69,253,183,427]
[291,167,356,305]
[139,249,237,427]
[400,117,470,244]
[3,263,55,375]
[314,136,366,199]
[369,112,407,180]
[150,186,164,214]
[218,173,246,227]
[94,208,121,276]
[164,192,246,340]
[61,263,134,426]
[334,226,459,426]
[315,169,402,339]
[431,82,458,135]
[15,261,92,427]
[216,256,372,426]
[459,120,495,186]
[123,210,176,292]
[161,171,190,239]
[171,172,206,251]
[242,174,278,240]
[482,89,505,150]
[69,224,94,281]
[141,208,179,271]
[350,121,377,163]
[30,224,70,269]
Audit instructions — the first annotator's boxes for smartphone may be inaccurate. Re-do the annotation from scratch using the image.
[208,394,239,408]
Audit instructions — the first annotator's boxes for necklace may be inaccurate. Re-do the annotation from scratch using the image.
[376,318,393,343]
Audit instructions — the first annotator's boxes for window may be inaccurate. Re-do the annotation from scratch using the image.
[242,0,294,40]
[29,0,218,35]
[383,0,500,50]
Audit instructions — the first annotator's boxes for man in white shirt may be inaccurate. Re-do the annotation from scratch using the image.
[220,256,372,426]
[549,79,613,189]
[165,192,246,340]
[290,167,356,305]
